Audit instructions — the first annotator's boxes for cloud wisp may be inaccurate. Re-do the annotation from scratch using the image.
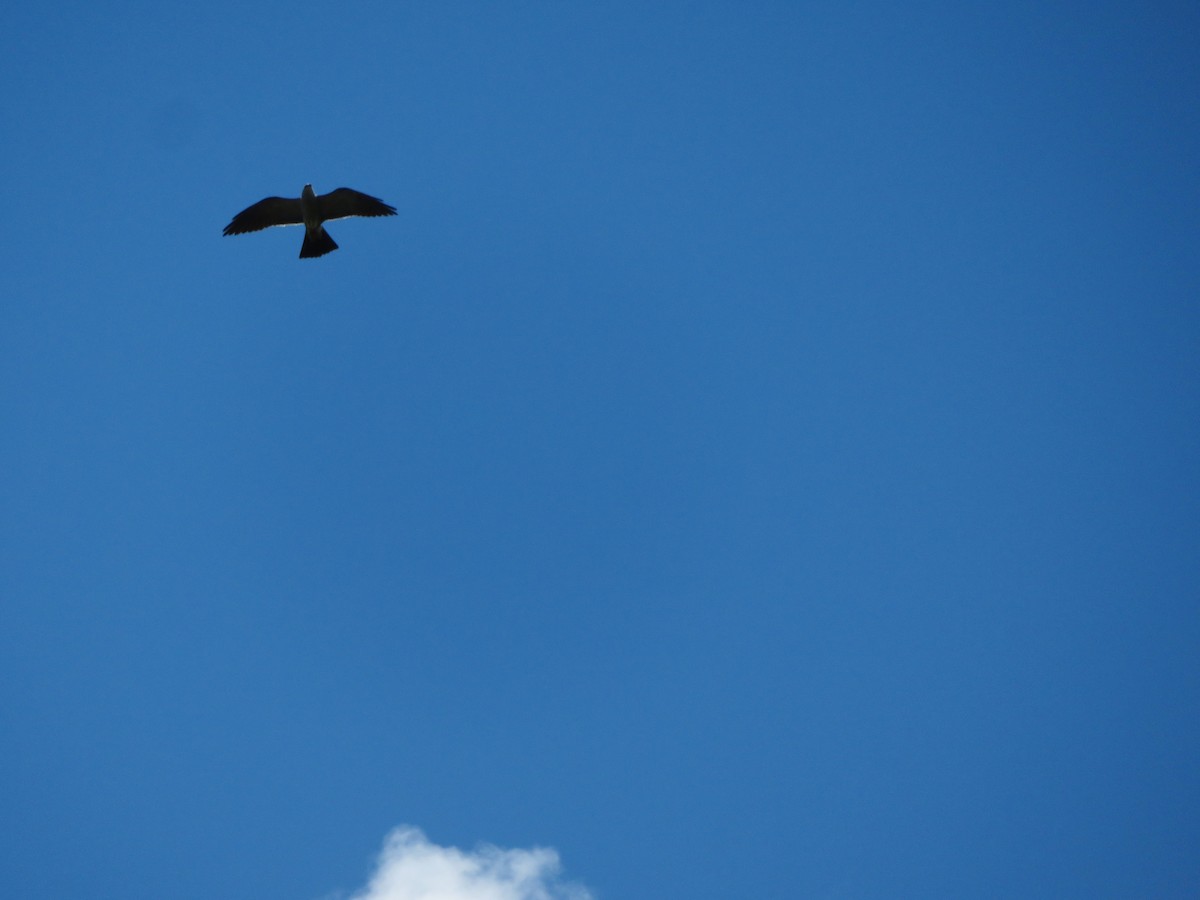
[346,826,593,900]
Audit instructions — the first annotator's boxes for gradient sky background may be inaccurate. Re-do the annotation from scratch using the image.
[2,2,1198,898]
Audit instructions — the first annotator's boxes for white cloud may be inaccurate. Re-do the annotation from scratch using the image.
[347,826,593,900]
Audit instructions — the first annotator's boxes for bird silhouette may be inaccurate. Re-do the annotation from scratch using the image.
[223,184,396,258]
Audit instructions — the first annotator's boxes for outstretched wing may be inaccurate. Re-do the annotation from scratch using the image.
[223,197,305,235]
[318,188,397,222]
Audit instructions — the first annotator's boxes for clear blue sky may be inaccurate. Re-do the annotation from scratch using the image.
[2,2,1198,898]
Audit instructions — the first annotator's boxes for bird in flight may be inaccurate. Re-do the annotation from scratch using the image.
[223,184,397,258]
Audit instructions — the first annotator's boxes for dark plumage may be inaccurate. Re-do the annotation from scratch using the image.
[223,184,396,258]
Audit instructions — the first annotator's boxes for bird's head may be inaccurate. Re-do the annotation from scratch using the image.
[302,184,315,198]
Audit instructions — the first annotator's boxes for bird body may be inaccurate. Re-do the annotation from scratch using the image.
[298,184,338,258]
[223,184,396,258]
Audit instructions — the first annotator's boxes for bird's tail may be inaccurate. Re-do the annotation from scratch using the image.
[300,226,338,258]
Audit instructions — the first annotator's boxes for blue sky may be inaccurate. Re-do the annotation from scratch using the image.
[2,2,1198,897]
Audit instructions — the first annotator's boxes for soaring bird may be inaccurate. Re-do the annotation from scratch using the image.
[223,184,397,258]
